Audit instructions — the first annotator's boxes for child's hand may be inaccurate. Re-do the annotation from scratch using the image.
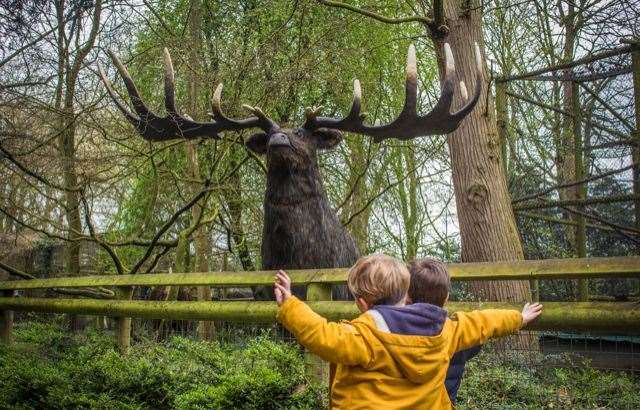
[521,302,543,327]
[274,270,292,306]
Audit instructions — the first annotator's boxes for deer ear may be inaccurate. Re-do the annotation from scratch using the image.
[245,132,269,154]
[311,128,343,150]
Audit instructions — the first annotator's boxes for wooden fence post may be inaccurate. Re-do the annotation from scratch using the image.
[305,283,331,384]
[0,290,14,344]
[116,286,134,354]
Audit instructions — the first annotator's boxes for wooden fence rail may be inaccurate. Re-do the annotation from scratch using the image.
[0,298,638,335]
[1,256,638,290]
[1,256,639,352]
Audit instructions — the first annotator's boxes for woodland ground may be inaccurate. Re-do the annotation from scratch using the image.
[0,321,638,409]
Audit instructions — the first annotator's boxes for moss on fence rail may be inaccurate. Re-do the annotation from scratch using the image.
[0,256,638,290]
[0,297,638,335]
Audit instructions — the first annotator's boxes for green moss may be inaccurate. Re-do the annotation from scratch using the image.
[1,256,638,291]
[1,299,639,335]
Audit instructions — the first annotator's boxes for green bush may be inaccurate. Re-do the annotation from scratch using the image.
[0,322,325,410]
[1,322,638,409]
[458,351,640,409]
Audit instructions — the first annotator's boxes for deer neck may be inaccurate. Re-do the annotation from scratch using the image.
[265,165,326,207]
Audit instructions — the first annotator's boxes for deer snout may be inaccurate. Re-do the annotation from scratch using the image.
[268,132,291,148]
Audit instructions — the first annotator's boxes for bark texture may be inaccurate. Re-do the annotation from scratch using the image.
[438,2,530,303]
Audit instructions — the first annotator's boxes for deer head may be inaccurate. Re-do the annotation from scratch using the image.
[99,44,481,171]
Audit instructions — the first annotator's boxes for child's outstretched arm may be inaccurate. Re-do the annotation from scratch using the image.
[449,303,543,354]
[274,271,372,366]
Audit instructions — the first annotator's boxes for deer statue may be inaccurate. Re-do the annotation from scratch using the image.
[98,43,482,300]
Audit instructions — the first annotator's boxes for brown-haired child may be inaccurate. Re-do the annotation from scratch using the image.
[407,258,478,404]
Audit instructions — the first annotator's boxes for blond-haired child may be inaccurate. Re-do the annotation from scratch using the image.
[274,254,542,409]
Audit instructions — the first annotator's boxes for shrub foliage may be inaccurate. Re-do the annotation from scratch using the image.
[1,321,639,409]
[458,351,640,409]
[0,321,325,409]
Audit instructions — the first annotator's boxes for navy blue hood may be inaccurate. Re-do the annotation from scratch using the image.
[371,303,447,336]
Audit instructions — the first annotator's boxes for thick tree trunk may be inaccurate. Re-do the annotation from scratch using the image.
[437,3,530,303]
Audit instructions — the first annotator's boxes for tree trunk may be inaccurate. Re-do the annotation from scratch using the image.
[342,138,370,253]
[116,286,134,354]
[59,107,83,331]
[571,83,588,300]
[53,0,81,279]
[157,233,188,339]
[59,108,81,278]
[393,142,419,261]
[186,142,215,339]
[436,3,530,304]
[556,4,588,299]
[53,0,102,331]
[184,0,214,341]
[223,149,255,271]
[632,47,640,297]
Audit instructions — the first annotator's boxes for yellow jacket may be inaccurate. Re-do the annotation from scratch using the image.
[277,297,522,410]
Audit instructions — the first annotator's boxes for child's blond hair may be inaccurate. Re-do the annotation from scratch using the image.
[347,254,410,305]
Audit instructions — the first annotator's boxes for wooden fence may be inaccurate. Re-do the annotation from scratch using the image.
[0,256,639,353]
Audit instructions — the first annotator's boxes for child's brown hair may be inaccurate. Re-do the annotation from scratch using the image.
[407,258,450,307]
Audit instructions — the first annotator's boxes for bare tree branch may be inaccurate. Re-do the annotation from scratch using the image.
[317,0,433,26]
[0,260,114,298]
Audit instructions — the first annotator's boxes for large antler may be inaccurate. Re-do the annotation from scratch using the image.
[98,48,276,141]
[303,43,482,142]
